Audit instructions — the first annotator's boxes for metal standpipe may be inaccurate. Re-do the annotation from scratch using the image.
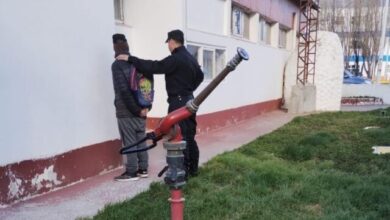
[163,140,187,220]
[163,140,187,189]
[119,47,249,220]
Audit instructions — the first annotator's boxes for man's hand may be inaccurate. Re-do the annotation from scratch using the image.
[116,54,129,61]
[140,108,148,117]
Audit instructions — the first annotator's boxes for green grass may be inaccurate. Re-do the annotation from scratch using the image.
[82,108,390,220]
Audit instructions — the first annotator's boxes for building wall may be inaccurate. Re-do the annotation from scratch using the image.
[116,0,185,117]
[187,0,226,35]
[186,0,295,114]
[0,0,117,166]
[233,0,299,28]
[0,0,187,166]
[0,0,299,205]
[114,0,296,115]
[187,30,289,114]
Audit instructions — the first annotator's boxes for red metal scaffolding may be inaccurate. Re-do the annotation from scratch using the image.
[296,0,320,85]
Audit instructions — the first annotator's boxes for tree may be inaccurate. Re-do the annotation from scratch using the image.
[360,0,383,79]
[319,0,385,78]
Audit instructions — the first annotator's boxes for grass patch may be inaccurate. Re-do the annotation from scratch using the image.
[83,108,390,220]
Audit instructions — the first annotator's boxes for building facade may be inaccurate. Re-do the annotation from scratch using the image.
[0,0,299,205]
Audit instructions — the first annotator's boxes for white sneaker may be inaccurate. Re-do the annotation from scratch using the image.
[137,169,148,178]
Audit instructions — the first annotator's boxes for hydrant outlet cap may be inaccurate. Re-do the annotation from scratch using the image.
[237,47,249,60]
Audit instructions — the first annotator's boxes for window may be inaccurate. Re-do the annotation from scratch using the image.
[203,50,214,79]
[215,49,226,74]
[232,6,250,38]
[279,28,288,49]
[187,44,226,80]
[114,0,124,22]
[187,45,200,61]
[232,7,243,36]
[259,17,271,44]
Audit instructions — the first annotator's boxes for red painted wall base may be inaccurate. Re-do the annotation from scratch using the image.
[0,99,280,205]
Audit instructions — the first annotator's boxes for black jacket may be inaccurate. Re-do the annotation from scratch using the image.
[111,60,142,118]
[128,46,204,97]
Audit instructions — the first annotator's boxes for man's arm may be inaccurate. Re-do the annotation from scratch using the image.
[112,63,143,116]
[117,54,177,74]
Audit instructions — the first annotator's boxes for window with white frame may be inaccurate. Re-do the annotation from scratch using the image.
[114,0,124,22]
[215,49,226,74]
[203,50,214,79]
[232,6,250,39]
[187,44,226,80]
[259,17,271,44]
[187,45,200,61]
[279,28,288,49]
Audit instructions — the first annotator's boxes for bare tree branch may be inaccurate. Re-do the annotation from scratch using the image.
[319,0,384,79]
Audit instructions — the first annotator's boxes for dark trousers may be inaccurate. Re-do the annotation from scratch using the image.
[117,117,148,174]
[168,95,199,175]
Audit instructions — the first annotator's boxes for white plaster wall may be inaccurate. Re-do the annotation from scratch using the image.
[283,49,298,109]
[0,0,117,165]
[270,23,280,48]
[0,0,294,166]
[249,13,260,43]
[184,0,291,114]
[342,84,390,104]
[315,31,344,111]
[187,0,226,35]
[187,30,290,114]
[121,0,290,115]
[121,0,185,117]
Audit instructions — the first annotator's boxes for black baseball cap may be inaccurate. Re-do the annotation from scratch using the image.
[165,29,184,44]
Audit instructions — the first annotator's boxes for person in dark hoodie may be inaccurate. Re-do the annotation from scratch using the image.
[116,30,204,178]
[111,34,149,181]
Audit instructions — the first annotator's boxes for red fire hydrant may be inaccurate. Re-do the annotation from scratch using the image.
[120,47,249,220]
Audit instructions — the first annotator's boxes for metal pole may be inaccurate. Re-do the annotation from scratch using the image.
[169,189,185,220]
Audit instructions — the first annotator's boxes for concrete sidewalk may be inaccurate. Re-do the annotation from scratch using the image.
[0,110,295,220]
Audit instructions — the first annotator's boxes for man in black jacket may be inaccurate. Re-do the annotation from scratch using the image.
[116,30,204,177]
[112,34,149,181]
